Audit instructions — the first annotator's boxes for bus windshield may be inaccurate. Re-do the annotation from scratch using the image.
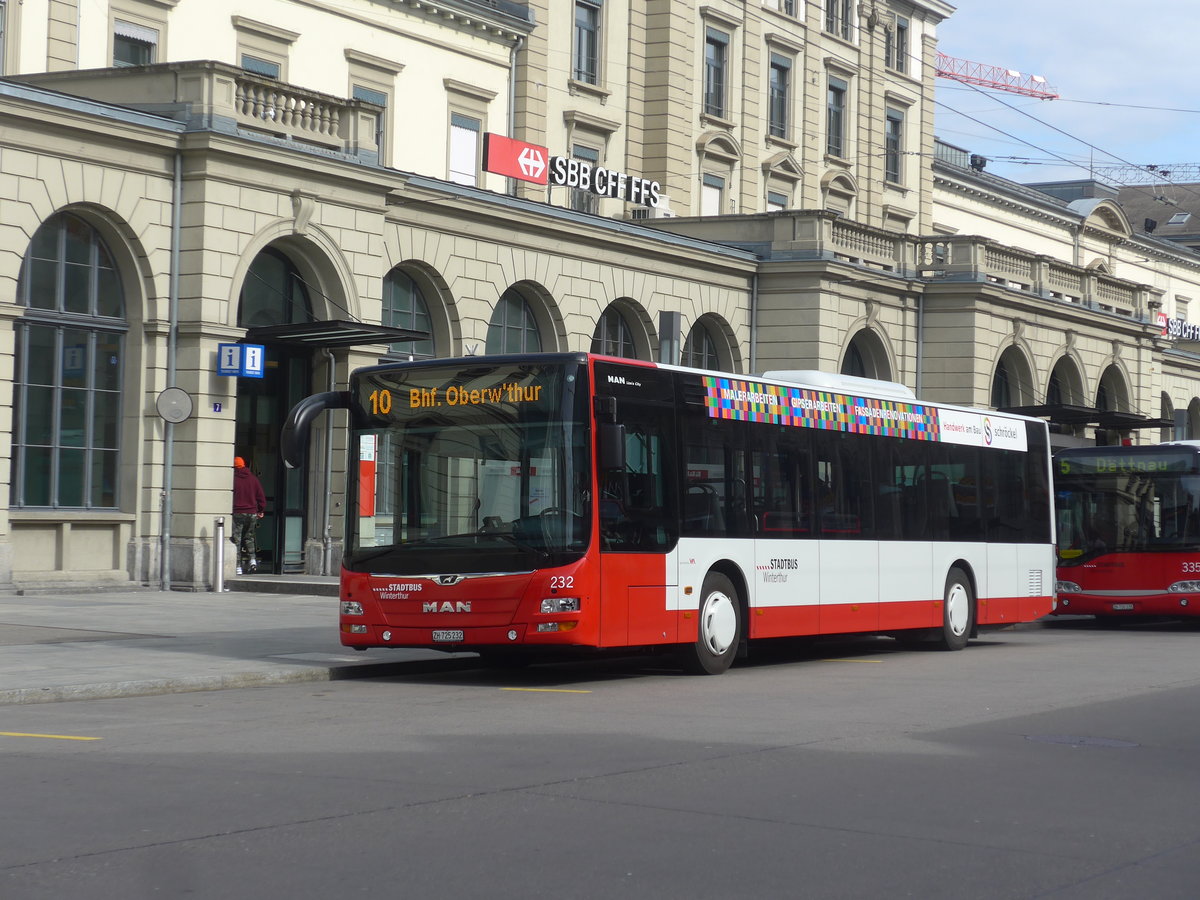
[1057,470,1200,563]
[347,359,591,575]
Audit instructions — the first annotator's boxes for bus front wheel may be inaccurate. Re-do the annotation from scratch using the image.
[939,567,974,651]
[682,572,742,675]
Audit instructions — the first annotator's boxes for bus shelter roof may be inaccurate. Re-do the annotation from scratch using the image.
[243,320,428,349]
[1000,404,1172,430]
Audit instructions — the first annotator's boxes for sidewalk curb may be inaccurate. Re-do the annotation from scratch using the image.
[0,658,478,706]
[0,667,334,706]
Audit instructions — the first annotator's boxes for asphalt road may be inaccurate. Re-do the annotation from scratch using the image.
[3,617,1199,899]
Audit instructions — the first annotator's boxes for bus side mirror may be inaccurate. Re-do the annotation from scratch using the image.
[281,391,350,469]
[598,422,626,471]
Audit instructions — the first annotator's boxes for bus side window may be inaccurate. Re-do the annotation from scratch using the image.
[873,446,901,540]
[681,414,752,538]
[815,434,869,538]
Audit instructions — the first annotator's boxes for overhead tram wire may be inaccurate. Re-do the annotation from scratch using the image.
[945,77,1200,203]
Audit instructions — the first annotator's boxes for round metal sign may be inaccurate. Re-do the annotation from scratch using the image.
[156,387,194,424]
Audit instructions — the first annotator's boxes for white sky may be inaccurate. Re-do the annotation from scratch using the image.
[934,1,1200,188]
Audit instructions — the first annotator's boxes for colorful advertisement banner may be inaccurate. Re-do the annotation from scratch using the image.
[702,377,1026,450]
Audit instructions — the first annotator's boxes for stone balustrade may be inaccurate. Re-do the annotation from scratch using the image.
[12,60,381,160]
[916,235,1156,319]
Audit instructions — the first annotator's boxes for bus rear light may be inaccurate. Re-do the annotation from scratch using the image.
[540,597,581,613]
[1168,580,1200,593]
[1056,581,1081,594]
[348,624,368,634]
[341,601,364,615]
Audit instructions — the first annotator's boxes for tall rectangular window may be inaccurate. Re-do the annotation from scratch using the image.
[886,17,909,73]
[701,173,725,216]
[768,53,791,139]
[826,77,847,158]
[704,27,729,118]
[449,112,481,186]
[570,144,600,214]
[885,108,904,183]
[573,0,601,84]
[113,20,157,67]
[825,0,851,40]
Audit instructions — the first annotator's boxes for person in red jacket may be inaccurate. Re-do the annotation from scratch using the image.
[231,456,266,574]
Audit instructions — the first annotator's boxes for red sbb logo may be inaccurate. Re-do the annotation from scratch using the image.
[483,134,549,185]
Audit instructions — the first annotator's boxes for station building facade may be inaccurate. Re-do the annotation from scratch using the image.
[0,0,1198,590]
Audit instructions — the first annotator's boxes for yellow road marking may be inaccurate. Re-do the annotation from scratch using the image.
[820,658,884,663]
[500,687,591,694]
[0,731,103,741]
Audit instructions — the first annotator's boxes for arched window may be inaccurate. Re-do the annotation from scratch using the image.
[991,357,1012,409]
[591,307,637,358]
[991,347,1034,410]
[682,321,719,369]
[1046,370,1063,407]
[486,290,542,354]
[1161,393,1175,443]
[383,268,435,358]
[843,341,867,378]
[840,331,890,381]
[1096,365,1128,413]
[12,213,126,508]
[238,246,312,327]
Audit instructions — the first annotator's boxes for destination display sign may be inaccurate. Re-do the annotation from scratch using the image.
[1057,451,1197,476]
[360,367,553,422]
[702,376,1027,451]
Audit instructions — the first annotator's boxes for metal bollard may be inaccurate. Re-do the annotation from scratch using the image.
[213,516,226,592]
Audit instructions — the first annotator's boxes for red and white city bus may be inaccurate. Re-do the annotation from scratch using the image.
[282,353,1056,673]
[1055,442,1200,619]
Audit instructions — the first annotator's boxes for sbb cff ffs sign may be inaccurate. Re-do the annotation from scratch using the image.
[483,133,662,208]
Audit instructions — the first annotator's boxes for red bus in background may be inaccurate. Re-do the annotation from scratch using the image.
[283,353,1055,674]
[1055,442,1200,619]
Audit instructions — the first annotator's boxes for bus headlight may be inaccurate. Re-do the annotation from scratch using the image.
[341,601,364,615]
[1056,581,1082,594]
[540,597,581,613]
[1168,581,1200,593]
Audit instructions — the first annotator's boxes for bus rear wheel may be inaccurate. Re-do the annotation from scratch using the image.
[939,566,974,651]
[682,572,742,675]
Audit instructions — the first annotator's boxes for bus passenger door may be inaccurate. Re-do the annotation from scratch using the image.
[815,435,879,633]
[597,393,679,648]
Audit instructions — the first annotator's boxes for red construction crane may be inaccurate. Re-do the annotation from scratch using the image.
[936,52,1059,100]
